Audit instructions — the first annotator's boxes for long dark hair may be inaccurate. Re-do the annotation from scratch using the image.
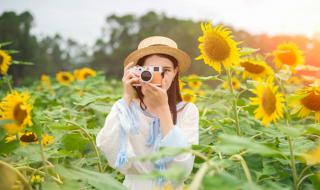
[134,53,182,124]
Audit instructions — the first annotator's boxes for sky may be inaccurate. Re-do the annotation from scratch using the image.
[1,0,320,45]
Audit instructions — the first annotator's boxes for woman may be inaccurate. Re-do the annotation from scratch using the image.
[96,36,199,190]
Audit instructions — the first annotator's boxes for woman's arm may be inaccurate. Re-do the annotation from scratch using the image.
[96,98,137,174]
[156,102,199,180]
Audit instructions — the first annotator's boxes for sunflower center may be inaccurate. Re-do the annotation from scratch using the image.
[277,48,296,65]
[301,91,320,111]
[204,33,230,61]
[62,75,70,81]
[240,61,265,74]
[262,87,276,115]
[13,103,27,125]
[83,73,91,79]
[184,95,192,101]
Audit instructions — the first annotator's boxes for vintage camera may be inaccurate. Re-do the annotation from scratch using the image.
[129,66,163,86]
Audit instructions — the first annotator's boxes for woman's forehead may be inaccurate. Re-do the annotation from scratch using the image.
[144,55,174,68]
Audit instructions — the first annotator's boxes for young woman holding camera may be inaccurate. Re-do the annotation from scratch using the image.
[96,36,199,190]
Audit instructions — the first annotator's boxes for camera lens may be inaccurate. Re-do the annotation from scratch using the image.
[141,71,152,82]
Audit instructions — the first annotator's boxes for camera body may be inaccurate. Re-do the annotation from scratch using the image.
[129,65,163,86]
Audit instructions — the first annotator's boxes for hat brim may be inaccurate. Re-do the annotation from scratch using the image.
[124,46,191,73]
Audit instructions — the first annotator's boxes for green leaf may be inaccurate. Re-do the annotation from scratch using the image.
[11,60,34,65]
[216,134,279,155]
[55,165,127,190]
[240,47,260,56]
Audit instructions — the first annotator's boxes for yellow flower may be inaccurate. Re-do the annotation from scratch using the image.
[196,22,241,73]
[41,133,54,147]
[302,146,320,165]
[179,79,185,91]
[0,50,12,75]
[40,74,51,86]
[181,89,196,103]
[74,67,96,81]
[19,131,38,143]
[249,77,285,126]
[0,91,33,134]
[223,77,241,90]
[292,85,320,123]
[273,42,304,72]
[187,75,202,90]
[31,175,44,184]
[56,71,74,85]
[239,57,273,80]
[4,135,17,143]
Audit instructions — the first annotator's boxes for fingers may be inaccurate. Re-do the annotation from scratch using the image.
[127,77,139,85]
[123,70,139,81]
[124,61,135,72]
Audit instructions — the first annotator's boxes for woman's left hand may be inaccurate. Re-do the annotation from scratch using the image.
[141,79,169,116]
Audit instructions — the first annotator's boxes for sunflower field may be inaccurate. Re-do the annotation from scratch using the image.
[1,22,320,190]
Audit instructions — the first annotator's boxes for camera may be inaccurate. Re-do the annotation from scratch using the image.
[129,66,163,86]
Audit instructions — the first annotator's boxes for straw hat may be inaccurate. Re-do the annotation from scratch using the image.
[124,36,191,73]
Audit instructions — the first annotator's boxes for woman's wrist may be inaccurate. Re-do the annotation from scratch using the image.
[157,104,174,136]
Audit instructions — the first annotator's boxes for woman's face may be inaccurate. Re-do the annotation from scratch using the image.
[141,54,178,95]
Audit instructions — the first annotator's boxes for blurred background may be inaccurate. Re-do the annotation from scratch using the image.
[1,0,319,86]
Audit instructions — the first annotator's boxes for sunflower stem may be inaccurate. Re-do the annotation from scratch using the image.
[278,78,299,190]
[5,76,13,92]
[226,68,241,136]
[39,136,49,180]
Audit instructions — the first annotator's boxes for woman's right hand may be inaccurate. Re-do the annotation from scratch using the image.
[122,61,139,105]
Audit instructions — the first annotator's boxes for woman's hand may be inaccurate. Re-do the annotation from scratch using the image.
[142,79,175,136]
[141,79,169,116]
[122,61,139,105]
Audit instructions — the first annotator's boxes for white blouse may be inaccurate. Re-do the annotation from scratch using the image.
[96,97,199,190]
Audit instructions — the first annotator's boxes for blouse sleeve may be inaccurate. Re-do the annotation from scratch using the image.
[96,98,136,174]
[157,102,199,180]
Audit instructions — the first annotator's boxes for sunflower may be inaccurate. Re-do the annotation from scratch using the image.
[0,91,33,134]
[273,42,304,72]
[56,71,74,85]
[302,146,320,165]
[223,77,241,90]
[292,85,320,123]
[31,175,44,184]
[239,57,273,80]
[179,79,185,91]
[249,77,285,126]
[0,49,12,75]
[187,75,202,90]
[181,89,196,103]
[196,22,241,73]
[74,67,96,81]
[41,133,54,147]
[40,74,51,86]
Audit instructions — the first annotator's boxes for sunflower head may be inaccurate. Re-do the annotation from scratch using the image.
[273,42,304,72]
[20,131,38,143]
[239,56,274,80]
[41,133,54,147]
[0,50,12,75]
[302,146,320,165]
[181,89,196,103]
[223,77,241,90]
[40,74,51,86]
[249,77,285,126]
[0,91,33,134]
[179,79,185,91]
[293,84,320,123]
[74,67,96,81]
[187,75,202,90]
[196,22,241,73]
[56,71,74,85]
